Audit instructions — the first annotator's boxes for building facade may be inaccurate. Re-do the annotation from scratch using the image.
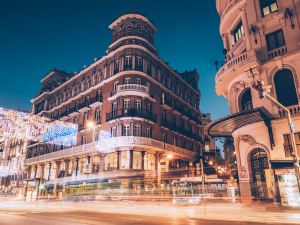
[25,14,206,198]
[0,137,28,197]
[207,0,300,205]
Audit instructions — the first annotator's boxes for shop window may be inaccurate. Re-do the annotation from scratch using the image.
[266,29,285,51]
[274,69,298,107]
[120,151,130,169]
[239,88,253,112]
[133,151,142,169]
[233,21,244,43]
[105,152,118,170]
[260,0,278,17]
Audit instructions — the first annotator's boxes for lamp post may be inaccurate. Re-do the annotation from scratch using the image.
[253,80,300,190]
[87,121,96,172]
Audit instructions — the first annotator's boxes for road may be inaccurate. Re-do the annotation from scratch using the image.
[0,210,283,225]
[0,200,299,225]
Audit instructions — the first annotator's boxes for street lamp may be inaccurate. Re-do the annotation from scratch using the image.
[167,153,173,160]
[253,80,300,190]
[87,121,96,170]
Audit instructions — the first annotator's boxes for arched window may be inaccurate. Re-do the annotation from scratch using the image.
[274,69,298,107]
[239,88,253,112]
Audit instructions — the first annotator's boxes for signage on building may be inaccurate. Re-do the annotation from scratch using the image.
[277,173,300,206]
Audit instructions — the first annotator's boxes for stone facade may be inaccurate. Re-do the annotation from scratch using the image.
[25,13,207,198]
[209,0,300,203]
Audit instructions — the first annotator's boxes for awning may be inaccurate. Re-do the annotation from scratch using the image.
[270,160,294,169]
[205,107,275,137]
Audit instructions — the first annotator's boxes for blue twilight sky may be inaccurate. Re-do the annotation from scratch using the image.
[0,0,229,119]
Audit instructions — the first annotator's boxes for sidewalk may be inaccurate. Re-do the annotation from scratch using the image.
[0,199,300,224]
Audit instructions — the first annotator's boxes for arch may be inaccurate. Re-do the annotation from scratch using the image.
[248,148,270,199]
[239,88,253,112]
[274,68,298,107]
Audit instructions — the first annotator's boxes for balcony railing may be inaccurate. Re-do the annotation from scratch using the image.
[99,136,197,158]
[278,105,300,117]
[160,119,201,142]
[268,46,287,60]
[106,108,157,122]
[25,143,94,165]
[117,84,148,93]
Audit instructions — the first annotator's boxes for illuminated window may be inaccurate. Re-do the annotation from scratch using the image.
[105,152,118,170]
[260,0,278,17]
[120,151,130,169]
[133,151,142,169]
[233,21,244,43]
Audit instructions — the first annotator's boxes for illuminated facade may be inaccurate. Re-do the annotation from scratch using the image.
[0,137,28,197]
[25,13,206,197]
[207,0,300,204]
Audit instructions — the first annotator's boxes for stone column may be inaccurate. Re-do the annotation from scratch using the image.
[129,149,134,169]
[48,163,52,181]
[141,151,146,170]
[116,150,120,170]
[241,6,252,51]
[75,158,79,177]
[222,33,230,51]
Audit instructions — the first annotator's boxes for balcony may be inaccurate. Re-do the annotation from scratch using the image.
[216,50,260,85]
[278,105,300,117]
[89,95,103,108]
[68,106,79,117]
[99,136,197,158]
[220,0,245,24]
[268,46,287,60]
[160,97,173,110]
[108,84,154,102]
[78,101,90,113]
[160,120,201,142]
[106,108,157,123]
[25,143,94,165]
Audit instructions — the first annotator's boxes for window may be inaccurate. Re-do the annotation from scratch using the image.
[133,151,142,169]
[135,56,143,71]
[283,133,300,158]
[112,127,117,137]
[147,63,152,75]
[95,109,101,124]
[113,81,119,91]
[135,78,141,85]
[239,88,253,112]
[133,125,141,136]
[124,77,131,84]
[266,29,285,51]
[135,100,141,112]
[122,125,130,136]
[146,128,152,138]
[161,93,165,104]
[81,136,87,145]
[274,69,298,107]
[124,99,130,110]
[120,151,130,169]
[113,60,119,74]
[124,56,132,70]
[83,113,89,126]
[260,0,278,17]
[105,152,118,170]
[233,21,244,43]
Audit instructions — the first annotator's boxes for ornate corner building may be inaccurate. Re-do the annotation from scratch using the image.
[207,0,300,204]
[25,13,207,198]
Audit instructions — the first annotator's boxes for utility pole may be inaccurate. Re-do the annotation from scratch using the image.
[252,80,300,190]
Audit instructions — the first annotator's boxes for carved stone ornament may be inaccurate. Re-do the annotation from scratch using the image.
[231,81,245,93]
[241,166,248,178]
[239,134,257,146]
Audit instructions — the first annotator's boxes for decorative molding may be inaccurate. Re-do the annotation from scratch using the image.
[241,166,248,178]
[231,81,246,93]
[239,134,257,146]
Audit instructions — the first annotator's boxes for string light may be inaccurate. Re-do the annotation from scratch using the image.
[0,107,78,146]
